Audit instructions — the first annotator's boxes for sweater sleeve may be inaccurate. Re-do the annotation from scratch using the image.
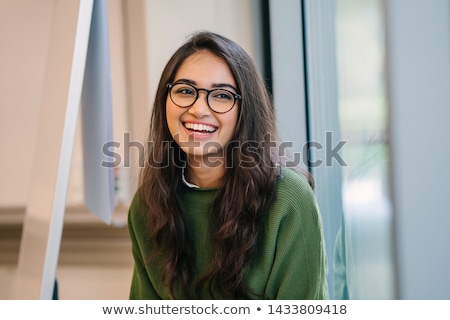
[128,194,161,300]
[265,169,329,299]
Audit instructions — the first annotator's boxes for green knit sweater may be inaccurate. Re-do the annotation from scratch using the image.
[128,167,328,299]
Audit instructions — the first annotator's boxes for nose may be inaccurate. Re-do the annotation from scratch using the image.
[188,90,211,118]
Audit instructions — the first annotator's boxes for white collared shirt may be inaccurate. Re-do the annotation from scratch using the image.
[181,167,199,188]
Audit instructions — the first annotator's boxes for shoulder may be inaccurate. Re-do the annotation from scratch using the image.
[276,167,316,205]
[269,167,321,229]
[128,190,148,231]
[129,190,146,214]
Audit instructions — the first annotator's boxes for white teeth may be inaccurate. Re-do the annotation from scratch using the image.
[184,123,217,132]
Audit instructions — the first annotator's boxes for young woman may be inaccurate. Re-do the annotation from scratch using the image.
[128,31,328,299]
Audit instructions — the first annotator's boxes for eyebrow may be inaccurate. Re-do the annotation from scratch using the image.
[174,78,239,92]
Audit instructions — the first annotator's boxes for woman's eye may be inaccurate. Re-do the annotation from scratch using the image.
[212,91,233,100]
[173,84,196,96]
[177,88,194,95]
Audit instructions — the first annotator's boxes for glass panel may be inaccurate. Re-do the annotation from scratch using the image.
[335,0,395,299]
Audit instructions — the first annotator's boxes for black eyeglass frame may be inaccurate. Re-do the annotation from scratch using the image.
[166,82,242,114]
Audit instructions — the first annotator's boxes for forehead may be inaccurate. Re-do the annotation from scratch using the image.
[174,50,236,86]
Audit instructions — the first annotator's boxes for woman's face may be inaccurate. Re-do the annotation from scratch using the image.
[166,50,239,161]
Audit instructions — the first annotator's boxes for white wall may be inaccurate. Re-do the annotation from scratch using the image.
[386,0,450,299]
[0,1,53,207]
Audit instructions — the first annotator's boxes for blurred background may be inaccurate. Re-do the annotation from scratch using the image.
[0,0,449,300]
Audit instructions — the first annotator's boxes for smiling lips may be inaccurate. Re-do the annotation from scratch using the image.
[183,122,218,134]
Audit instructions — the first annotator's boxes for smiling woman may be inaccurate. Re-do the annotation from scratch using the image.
[128,31,328,300]
[166,50,239,184]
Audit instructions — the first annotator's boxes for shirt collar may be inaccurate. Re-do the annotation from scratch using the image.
[181,167,200,188]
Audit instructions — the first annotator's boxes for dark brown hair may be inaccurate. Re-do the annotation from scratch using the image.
[139,31,291,298]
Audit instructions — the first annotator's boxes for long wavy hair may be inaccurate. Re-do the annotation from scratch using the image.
[139,31,293,299]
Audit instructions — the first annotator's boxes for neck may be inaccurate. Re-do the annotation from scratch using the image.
[185,155,225,188]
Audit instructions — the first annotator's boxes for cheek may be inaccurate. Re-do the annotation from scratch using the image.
[166,101,179,135]
[165,97,173,121]
[216,114,238,147]
[225,109,239,137]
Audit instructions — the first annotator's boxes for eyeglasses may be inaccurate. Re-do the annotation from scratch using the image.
[166,82,241,114]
